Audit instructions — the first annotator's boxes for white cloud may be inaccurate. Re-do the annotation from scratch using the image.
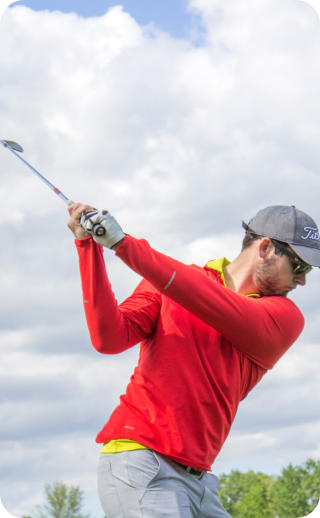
[0,0,320,514]
[215,420,320,476]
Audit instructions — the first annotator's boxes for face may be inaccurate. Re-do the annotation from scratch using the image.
[255,246,307,297]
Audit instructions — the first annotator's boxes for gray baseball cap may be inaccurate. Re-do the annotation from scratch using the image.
[243,205,320,267]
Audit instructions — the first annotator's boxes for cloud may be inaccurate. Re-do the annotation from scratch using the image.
[299,0,320,20]
[0,0,20,23]
[0,0,320,514]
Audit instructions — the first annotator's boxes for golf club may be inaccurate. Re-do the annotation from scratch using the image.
[0,139,105,236]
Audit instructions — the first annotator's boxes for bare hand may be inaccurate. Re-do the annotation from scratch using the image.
[67,202,95,239]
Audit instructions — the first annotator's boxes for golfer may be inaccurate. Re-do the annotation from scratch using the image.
[68,204,320,518]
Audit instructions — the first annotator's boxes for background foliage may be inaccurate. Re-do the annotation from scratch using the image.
[219,459,320,517]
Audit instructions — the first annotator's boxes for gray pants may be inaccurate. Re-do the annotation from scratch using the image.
[97,450,231,518]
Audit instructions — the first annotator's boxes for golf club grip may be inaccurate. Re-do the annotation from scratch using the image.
[67,203,105,237]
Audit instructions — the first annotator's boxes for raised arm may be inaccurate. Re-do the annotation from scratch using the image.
[67,204,161,354]
[115,236,304,369]
[75,238,161,354]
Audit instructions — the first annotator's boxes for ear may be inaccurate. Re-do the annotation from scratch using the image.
[258,237,273,259]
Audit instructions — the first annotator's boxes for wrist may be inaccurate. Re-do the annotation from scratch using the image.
[74,236,91,241]
[74,228,90,240]
[111,237,126,251]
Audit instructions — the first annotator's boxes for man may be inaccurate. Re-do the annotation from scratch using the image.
[68,204,320,518]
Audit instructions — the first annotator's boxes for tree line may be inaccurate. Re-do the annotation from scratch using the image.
[219,458,320,517]
[23,458,319,518]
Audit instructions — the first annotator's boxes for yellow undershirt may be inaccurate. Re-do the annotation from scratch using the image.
[101,257,259,454]
[101,439,148,453]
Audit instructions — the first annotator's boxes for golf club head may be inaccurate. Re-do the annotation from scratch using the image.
[1,140,24,152]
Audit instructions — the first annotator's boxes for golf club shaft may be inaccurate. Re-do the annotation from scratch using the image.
[0,139,106,236]
[1,141,73,205]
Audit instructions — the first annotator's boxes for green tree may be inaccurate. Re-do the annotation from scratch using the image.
[35,482,89,518]
[219,469,275,517]
[303,458,320,512]
[271,459,320,518]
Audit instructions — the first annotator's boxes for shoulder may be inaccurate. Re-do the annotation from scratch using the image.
[258,295,304,334]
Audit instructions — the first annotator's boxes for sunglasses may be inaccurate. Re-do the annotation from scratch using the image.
[271,239,313,275]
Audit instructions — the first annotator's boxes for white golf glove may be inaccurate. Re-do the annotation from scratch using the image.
[80,209,125,249]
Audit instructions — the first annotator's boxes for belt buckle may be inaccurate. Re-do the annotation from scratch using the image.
[185,466,205,479]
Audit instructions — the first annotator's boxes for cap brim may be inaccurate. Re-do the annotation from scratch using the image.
[291,244,320,267]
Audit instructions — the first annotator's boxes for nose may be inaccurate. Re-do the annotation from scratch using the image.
[295,272,306,286]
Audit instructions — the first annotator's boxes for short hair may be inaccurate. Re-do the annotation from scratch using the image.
[241,231,283,257]
[241,231,260,251]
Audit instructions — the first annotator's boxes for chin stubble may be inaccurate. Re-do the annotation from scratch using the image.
[255,259,288,297]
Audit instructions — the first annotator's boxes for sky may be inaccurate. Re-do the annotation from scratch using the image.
[10,0,200,38]
[0,0,320,517]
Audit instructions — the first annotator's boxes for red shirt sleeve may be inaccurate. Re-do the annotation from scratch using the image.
[116,236,305,369]
[75,238,161,354]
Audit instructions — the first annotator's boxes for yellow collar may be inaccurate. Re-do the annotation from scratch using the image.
[206,257,230,286]
[205,257,261,298]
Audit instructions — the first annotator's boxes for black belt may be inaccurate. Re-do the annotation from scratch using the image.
[177,463,206,478]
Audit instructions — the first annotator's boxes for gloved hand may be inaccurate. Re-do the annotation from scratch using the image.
[80,209,126,249]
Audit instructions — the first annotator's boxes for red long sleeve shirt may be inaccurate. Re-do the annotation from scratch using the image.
[76,236,304,471]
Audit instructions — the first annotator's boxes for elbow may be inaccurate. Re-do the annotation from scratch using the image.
[89,328,133,355]
[84,312,136,354]
[92,342,123,355]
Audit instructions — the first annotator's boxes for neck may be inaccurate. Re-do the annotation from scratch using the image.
[223,250,259,295]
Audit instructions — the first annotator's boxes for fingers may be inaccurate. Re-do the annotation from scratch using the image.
[67,204,125,248]
[68,203,95,228]
[67,202,96,239]
[68,202,95,218]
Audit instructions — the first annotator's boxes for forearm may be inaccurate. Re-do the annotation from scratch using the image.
[76,238,138,353]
